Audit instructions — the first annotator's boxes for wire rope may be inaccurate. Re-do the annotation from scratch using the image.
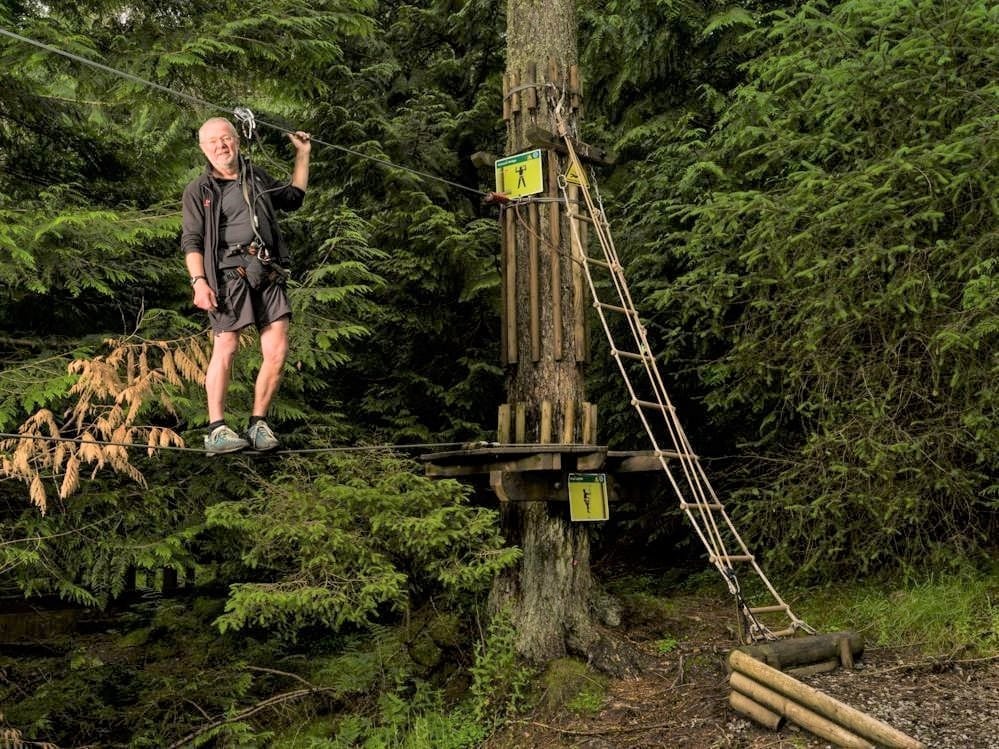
[0,26,488,197]
[0,432,467,456]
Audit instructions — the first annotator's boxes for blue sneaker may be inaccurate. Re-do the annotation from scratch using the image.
[204,424,250,455]
[246,420,280,452]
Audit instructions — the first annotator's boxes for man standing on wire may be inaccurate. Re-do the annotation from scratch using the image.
[182,117,311,454]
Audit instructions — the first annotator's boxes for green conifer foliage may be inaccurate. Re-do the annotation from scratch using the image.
[620,0,997,575]
[206,452,519,639]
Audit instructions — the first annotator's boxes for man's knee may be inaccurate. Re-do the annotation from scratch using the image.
[211,332,240,363]
[260,323,289,365]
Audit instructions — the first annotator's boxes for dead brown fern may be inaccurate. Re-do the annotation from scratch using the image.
[0,333,214,513]
[1,710,59,748]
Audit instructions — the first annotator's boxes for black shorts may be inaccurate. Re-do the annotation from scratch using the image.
[208,273,292,334]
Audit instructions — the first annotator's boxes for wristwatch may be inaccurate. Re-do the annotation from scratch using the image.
[190,275,208,286]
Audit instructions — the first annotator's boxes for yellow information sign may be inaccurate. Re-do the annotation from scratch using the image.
[568,473,609,522]
[495,149,544,199]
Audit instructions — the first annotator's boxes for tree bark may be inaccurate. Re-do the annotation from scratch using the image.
[490,0,605,666]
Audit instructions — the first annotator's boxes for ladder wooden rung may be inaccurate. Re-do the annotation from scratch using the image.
[612,349,654,361]
[748,604,789,615]
[764,627,798,639]
[681,501,723,511]
[632,398,675,412]
[711,554,754,563]
[568,212,595,224]
[585,256,612,269]
[595,301,637,316]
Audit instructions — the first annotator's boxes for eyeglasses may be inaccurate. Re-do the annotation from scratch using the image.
[200,134,237,147]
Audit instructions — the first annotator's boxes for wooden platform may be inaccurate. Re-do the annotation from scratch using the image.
[421,443,676,477]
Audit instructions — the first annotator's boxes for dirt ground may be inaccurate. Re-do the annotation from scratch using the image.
[483,592,999,749]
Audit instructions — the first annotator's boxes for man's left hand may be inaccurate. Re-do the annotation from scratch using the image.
[289,131,311,155]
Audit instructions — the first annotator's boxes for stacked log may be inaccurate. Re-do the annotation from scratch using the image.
[728,648,925,748]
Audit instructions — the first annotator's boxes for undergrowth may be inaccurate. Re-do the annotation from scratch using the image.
[795,563,999,656]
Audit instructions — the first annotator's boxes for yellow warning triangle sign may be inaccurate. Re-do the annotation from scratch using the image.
[565,161,587,187]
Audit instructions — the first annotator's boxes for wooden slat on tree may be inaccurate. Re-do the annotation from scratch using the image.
[515,401,527,442]
[504,206,517,363]
[562,399,576,443]
[569,64,581,112]
[548,159,563,359]
[582,401,596,445]
[525,62,537,110]
[529,201,541,361]
[547,57,558,89]
[497,403,512,443]
[502,73,511,121]
[510,70,521,114]
[540,400,553,443]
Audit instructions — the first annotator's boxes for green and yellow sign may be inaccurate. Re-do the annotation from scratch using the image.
[495,149,544,199]
[568,473,609,522]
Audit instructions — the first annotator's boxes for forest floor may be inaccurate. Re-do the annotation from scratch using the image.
[482,589,999,749]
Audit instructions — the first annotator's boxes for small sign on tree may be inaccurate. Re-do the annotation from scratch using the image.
[568,473,609,521]
[495,149,544,198]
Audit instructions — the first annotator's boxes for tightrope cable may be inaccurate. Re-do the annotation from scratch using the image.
[0,432,467,456]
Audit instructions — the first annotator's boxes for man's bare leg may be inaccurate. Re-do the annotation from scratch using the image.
[206,331,240,423]
[252,318,290,418]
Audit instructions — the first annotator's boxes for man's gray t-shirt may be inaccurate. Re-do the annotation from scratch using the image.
[218,179,256,257]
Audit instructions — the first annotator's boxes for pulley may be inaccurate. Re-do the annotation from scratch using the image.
[232,106,257,141]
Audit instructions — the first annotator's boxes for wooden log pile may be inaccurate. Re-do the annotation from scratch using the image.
[728,647,926,748]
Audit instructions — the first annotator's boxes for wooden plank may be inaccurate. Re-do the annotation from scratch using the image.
[540,400,553,444]
[428,452,561,478]
[582,401,594,445]
[502,73,511,121]
[509,69,521,114]
[525,62,537,110]
[562,399,576,444]
[549,159,563,360]
[576,451,607,471]
[569,64,581,112]
[504,206,517,363]
[525,126,616,166]
[497,403,512,444]
[514,401,527,442]
[500,210,508,362]
[529,200,540,362]
[615,454,666,472]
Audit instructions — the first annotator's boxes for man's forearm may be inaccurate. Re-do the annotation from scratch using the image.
[291,150,310,192]
[185,251,207,279]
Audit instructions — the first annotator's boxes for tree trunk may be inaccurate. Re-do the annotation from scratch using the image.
[489,0,601,665]
[489,500,594,662]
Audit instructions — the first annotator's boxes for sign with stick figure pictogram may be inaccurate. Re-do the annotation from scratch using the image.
[495,149,544,199]
[568,473,609,521]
